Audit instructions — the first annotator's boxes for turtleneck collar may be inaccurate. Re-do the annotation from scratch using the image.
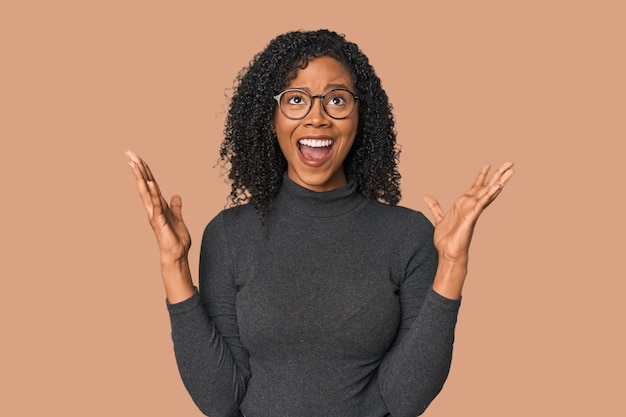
[273,173,366,218]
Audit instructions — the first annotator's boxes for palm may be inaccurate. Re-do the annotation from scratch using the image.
[152,194,191,261]
[424,162,514,263]
[127,150,191,263]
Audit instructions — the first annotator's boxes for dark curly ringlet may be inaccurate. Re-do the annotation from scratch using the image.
[220,29,401,221]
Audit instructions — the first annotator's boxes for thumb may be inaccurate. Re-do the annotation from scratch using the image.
[170,195,184,221]
[423,194,444,223]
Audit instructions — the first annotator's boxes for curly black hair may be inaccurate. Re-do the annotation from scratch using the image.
[220,29,401,219]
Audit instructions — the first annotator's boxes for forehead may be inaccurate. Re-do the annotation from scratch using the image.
[287,56,355,91]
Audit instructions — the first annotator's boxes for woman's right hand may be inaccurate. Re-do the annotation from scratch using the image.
[126,150,194,302]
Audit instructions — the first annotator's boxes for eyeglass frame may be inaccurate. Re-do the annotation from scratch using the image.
[272,88,360,120]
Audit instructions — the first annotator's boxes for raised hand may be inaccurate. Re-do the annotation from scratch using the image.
[126,150,194,302]
[424,162,515,298]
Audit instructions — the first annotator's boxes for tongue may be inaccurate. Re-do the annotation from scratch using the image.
[300,144,332,161]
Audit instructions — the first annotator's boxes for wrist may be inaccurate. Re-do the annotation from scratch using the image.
[160,258,194,304]
[160,255,189,269]
[432,257,469,300]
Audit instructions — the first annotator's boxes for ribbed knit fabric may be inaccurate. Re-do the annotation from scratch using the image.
[167,175,461,417]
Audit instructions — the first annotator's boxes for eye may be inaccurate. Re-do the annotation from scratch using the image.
[325,91,350,107]
[283,91,309,106]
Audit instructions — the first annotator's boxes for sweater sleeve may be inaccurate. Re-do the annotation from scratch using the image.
[377,212,462,417]
[167,212,250,417]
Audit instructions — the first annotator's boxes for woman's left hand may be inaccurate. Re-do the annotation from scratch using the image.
[424,162,514,297]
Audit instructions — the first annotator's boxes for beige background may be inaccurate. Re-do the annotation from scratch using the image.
[1,0,624,415]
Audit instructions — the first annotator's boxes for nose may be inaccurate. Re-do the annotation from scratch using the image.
[303,95,330,126]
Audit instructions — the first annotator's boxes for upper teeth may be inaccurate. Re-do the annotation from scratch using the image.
[299,139,333,147]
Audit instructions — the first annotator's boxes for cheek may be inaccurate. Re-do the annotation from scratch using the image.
[274,121,299,155]
[344,118,359,143]
[273,112,296,136]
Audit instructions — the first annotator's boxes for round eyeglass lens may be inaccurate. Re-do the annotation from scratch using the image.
[278,89,356,119]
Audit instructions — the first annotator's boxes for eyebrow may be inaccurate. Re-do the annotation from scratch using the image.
[289,83,355,93]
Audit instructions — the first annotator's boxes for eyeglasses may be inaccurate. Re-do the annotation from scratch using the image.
[273,88,359,120]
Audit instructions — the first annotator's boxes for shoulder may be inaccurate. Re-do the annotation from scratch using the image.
[202,203,264,243]
[360,201,437,286]
[362,200,434,237]
[363,201,436,264]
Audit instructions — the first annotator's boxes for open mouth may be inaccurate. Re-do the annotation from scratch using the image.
[298,138,334,162]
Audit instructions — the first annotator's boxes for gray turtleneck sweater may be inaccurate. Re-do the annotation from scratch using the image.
[167,176,461,417]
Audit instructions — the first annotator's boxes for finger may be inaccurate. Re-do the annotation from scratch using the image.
[142,158,156,182]
[134,157,154,183]
[136,156,170,209]
[480,164,515,196]
[147,166,169,211]
[170,195,184,222]
[126,157,146,186]
[125,149,141,165]
[475,162,515,200]
[126,150,147,184]
[475,166,515,211]
[486,161,515,188]
[467,164,491,195]
[126,150,169,210]
[423,195,445,223]
[127,159,154,211]
[128,150,157,186]
[147,180,168,223]
[126,150,150,181]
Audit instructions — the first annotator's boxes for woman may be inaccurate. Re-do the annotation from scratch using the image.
[127,29,513,417]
